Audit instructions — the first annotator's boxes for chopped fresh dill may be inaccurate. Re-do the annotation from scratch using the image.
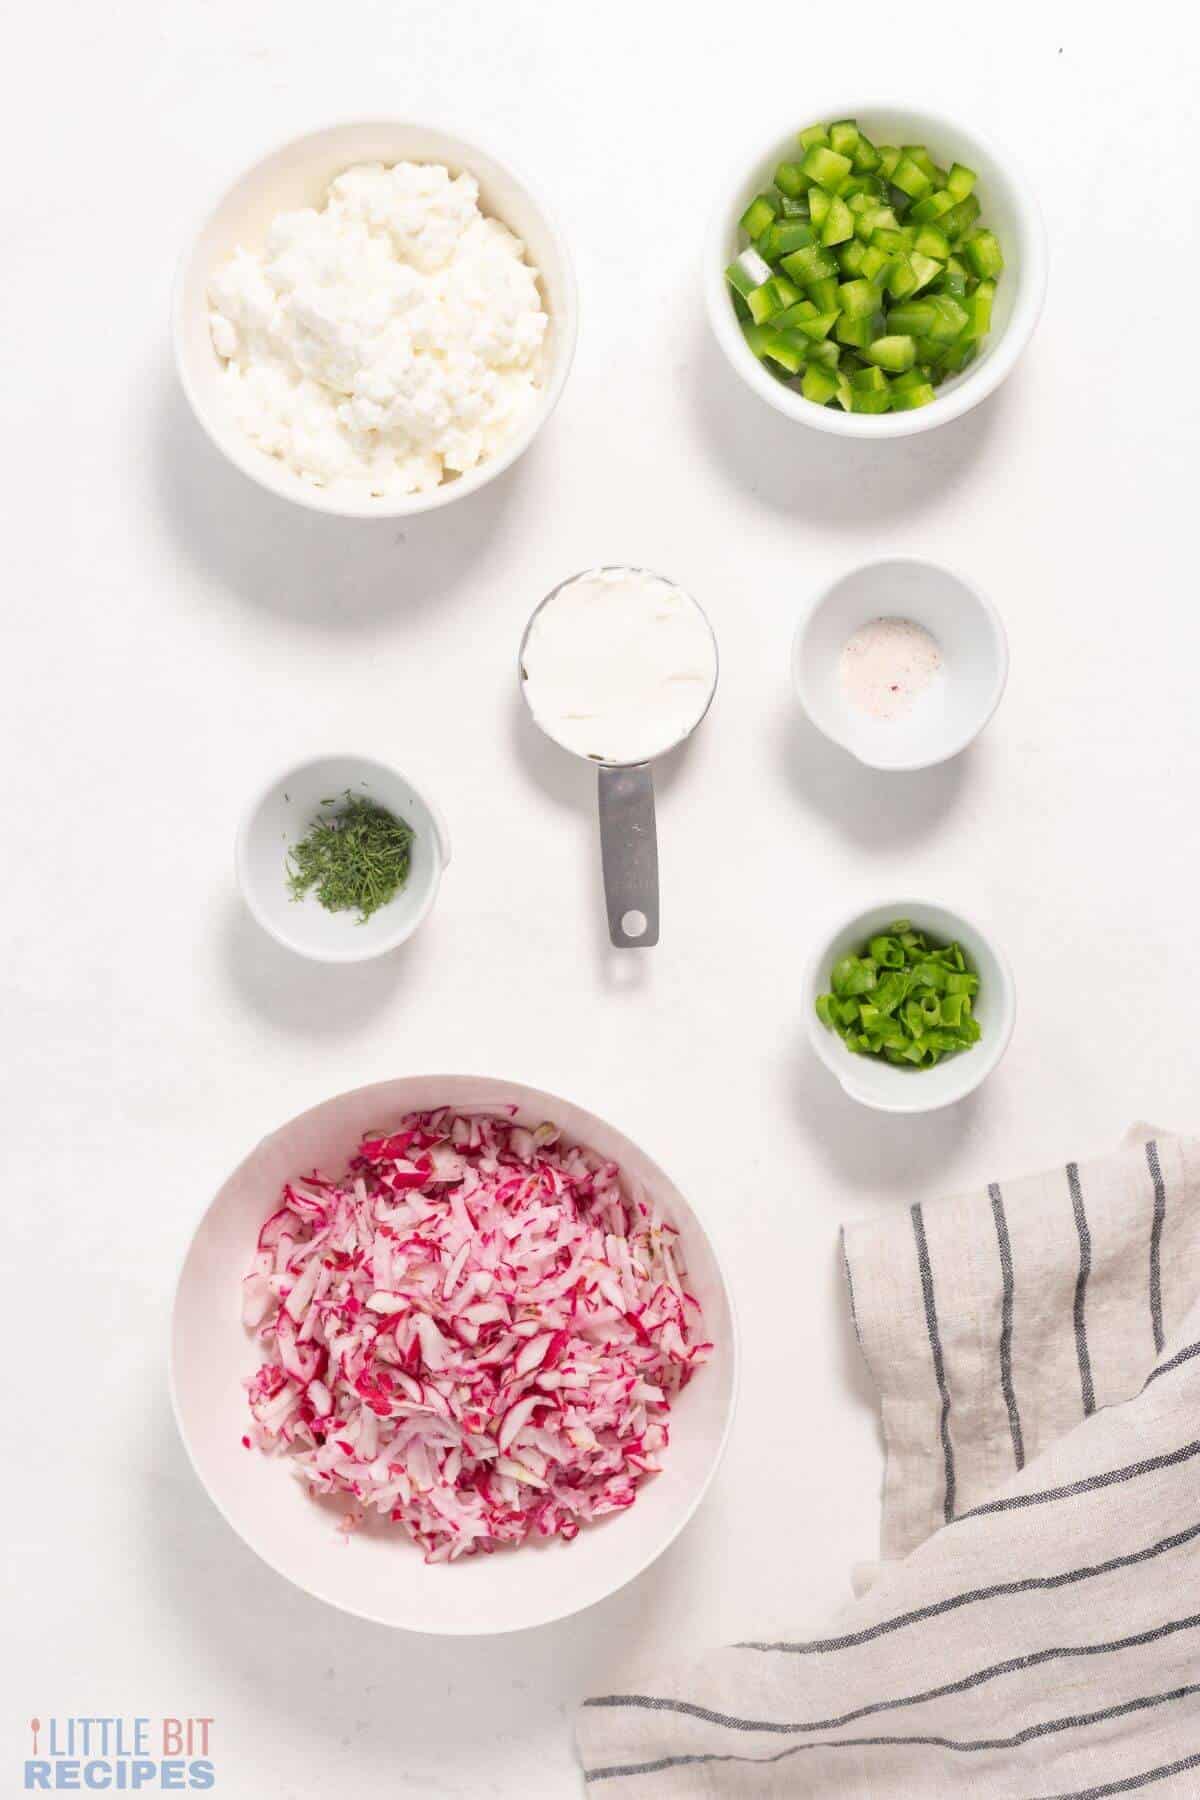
[286,791,414,924]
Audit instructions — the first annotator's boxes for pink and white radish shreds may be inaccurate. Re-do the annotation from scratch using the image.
[242,1109,710,1562]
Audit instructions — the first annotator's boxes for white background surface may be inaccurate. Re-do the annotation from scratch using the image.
[5,4,1198,1794]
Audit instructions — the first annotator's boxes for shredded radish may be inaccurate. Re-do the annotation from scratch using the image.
[242,1109,711,1562]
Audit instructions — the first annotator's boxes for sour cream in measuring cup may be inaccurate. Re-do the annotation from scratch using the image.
[520,567,718,766]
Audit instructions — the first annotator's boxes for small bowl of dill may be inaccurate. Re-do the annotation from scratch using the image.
[236,754,451,963]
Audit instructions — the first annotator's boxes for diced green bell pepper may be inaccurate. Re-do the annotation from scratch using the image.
[960,279,994,341]
[739,194,777,239]
[909,189,956,224]
[787,307,839,341]
[909,252,944,292]
[821,196,854,246]
[780,243,839,284]
[746,276,800,324]
[838,277,883,319]
[801,361,840,404]
[801,143,854,193]
[835,311,877,349]
[774,160,810,199]
[924,294,969,342]
[741,321,774,358]
[851,364,888,392]
[940,194,982,242]
[852,131,880,173]
[891,156,932,200]
[859,243,891,281]
[931,259,968,298]
[913,225,951,260]
[758,219,815,259]
[806,276,840,313]
[724,248,773,300]
[805,337,840,370]
[884,300,935,337]
[889,378,936,410]
[866,334,917,372]
[963,229,1004,279]
[762,330,808,374]
[886,255,919,301]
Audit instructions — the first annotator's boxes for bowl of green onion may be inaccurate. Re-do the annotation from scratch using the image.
[706,107,1046,435]
[236,753,451,963]
[804,900,1015,1112]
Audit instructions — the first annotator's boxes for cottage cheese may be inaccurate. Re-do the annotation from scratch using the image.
[208,162,549,495]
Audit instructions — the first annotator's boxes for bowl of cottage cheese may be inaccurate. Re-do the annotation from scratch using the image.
[173,121,578,516]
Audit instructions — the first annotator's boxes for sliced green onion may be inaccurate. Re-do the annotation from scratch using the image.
[815,920,982,1067]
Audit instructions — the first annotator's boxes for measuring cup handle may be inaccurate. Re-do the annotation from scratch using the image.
[597,764,660,947]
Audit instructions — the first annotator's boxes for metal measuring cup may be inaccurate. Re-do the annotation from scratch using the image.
[518,567,719,948]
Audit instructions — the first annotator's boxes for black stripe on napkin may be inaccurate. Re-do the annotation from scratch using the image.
[989,1182,1025,1470]
[1068,1162,1096,1416]
[912,1201,956,1522]
[1146,1138,1167,1355]
[737,1518,1200,1655]
[583,1683,1200,1782]
[959,1439,1200,1522]
[586,1611,1200,1738]
[1033,1748,1200,1799]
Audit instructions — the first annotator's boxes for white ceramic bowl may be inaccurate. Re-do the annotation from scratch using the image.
[170,1075,738,1634]
[804,900,1016,1113]
[173,120,579,517]
[792,556,1008,771]
[236,753,450,963]
[706,105,1047,437]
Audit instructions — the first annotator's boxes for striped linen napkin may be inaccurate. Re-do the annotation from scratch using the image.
[576,1128,1200,1797]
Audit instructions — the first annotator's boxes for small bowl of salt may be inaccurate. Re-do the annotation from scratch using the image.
[792,556,1008,772]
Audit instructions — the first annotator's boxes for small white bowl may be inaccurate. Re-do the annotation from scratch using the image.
[804,899,1015,1114]
[236,753,450,963]
[706,104,1047,438]
[792,556,1008,771]
[173,120,579,518]
[169,1074,738,1634]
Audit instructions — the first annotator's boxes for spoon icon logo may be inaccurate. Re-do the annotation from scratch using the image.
[30,1718,40,1756]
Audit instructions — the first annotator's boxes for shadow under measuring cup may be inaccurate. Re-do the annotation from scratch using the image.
[518,567,719,947]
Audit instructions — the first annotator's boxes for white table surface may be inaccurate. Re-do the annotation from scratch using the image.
[7,4,1199,1793]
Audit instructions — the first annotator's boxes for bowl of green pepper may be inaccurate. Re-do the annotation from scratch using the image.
[804,900,1016,1112]
[706,106,1046,435]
